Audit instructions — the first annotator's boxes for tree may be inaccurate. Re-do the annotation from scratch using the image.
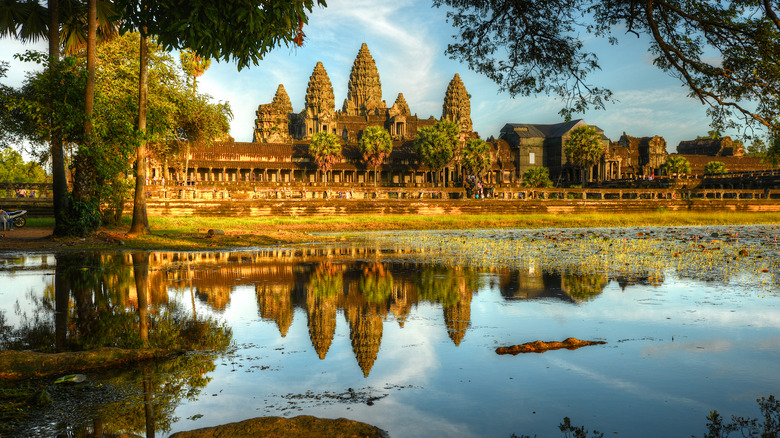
[521,166,553,188]
[461,138,492,180]
[358,125,392,186]
[414,120,459,187]
[308,131,342,184]
[114,0,327,235]
[564,125,604,187]
[703,161,728,175]
[0,148,47,183]
[746,138,767,157]
[1,0,120,235]
[662,155,691,176]
[180,49,211,92]
[765,136,780,168]
[434,0,780,138]
[0,0,69,235]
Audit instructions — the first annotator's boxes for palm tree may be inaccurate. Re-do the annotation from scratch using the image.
[564,125,604,187]
[309,132,342,184]
[662,155,691,177]
[357,126,392,186]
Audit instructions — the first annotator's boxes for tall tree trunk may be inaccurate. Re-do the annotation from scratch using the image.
[72,0,98,208]
[85,0,96,137]
[130,32,150,235]
[54,254,70,352]
[49,0,70,236]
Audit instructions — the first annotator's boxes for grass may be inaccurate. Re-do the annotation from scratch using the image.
[12,211,780,251]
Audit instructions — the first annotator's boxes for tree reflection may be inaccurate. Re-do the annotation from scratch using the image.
[2,251,232,437]
[561,273,609,302]
[359,262,393,304]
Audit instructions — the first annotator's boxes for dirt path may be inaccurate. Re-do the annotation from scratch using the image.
[0,226,120,252]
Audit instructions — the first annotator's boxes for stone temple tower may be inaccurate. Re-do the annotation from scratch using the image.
[442,73,473,133]
[342,43,386,116]
[301,61,336,139]
[253,84,294,143]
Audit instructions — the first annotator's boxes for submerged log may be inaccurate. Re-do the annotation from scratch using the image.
[496,337,606,355]
[169,415,386,438]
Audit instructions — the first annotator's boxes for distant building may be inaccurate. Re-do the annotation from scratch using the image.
[499,120,609,184]
[677,137,744,157]
[614,133,668,178]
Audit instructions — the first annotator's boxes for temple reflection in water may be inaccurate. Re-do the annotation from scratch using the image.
[10,246,634,377]
[136,246,624,377]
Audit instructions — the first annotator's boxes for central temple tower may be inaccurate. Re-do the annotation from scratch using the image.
[342,43,386,116]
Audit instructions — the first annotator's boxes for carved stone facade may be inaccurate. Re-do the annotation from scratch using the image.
[253,43,473,145]
[342,43,386,116]
[253,84,294,143]
[442,73,473,133]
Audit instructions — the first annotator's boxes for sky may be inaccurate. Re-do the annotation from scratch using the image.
[0,0,736,152]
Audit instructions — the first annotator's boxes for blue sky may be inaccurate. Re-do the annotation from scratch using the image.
[1,0,730,151]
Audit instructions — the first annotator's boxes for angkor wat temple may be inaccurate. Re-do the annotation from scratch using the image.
[254,43,473,144]
[147,43,771,188]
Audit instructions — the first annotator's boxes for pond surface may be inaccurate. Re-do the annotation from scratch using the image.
[1,226,779,437]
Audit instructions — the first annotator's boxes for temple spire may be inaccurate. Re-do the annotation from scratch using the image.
[343,43,386,116]
[442,73,473,133]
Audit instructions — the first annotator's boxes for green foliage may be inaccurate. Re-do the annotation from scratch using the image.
[0,148,47,183]
[309,266,343,298]
[522,166,553,188]
[704,161,728,174]
[358,126,392,186]
[698,130,722,140]
[746,138,767,157]
[434,0,780,137]
[12,51,86,148]
[116,0,327,70]
[562,273,608,302]
[309,131,342,182]
[663,155,692,176]
[461,138,492,179]
[414,120,459,186]
[565,125,604,186]
[765,136,780,168]
[358,264,393,304]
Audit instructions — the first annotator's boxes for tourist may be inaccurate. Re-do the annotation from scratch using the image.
[0,208,9,230]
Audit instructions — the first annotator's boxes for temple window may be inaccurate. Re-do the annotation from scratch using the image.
[529,152,535,164]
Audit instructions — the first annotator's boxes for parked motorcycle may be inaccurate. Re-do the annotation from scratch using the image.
[7,210,27,228]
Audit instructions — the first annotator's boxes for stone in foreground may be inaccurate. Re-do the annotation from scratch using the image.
[169,415,386,438]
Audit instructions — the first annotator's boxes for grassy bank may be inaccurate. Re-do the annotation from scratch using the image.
[9,211,780,251]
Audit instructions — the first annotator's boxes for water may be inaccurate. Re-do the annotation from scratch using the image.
[1,227,779,437]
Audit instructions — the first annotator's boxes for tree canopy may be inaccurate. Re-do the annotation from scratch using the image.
[461,138,492,180]
[115,0,327,70]
[0,147,47,183]
[703,161,727,175]
[521,166,553,188]
[434,0,780,137]
[414,120,459,186]
[9,33,231,226]
[358,126,392,186]
[309,131,342,183]
[564,125,604,187]
[663,155,691,176]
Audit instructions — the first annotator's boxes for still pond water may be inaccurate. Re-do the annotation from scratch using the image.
[1,226,779,437]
